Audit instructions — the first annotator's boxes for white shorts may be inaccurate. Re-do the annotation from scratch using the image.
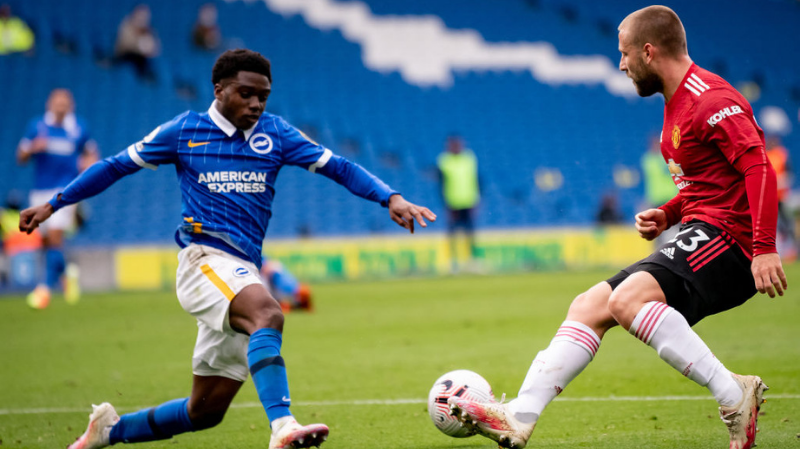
[176,244,263,381]
[30,189,77,233]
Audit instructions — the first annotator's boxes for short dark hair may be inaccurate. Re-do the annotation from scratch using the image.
[211,49,272,85]
[619,5,687,58]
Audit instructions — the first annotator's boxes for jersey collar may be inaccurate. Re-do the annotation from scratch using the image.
[44,112,78,132]
[208,100,257,140]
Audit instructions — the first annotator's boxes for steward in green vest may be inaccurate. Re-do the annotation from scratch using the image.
[0,5,34,55]
[438,136,480,268]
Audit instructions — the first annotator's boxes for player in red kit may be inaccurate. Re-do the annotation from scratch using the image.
[447,5,786,449]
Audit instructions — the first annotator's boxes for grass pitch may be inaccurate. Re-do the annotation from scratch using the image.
[1,265,799,448]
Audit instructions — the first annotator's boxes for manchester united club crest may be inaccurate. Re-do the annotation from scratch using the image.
[671,125,681,149]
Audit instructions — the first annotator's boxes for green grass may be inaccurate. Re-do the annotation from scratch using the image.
[1,265,799,448]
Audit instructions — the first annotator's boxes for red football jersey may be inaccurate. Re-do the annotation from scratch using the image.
[658,64,777,258]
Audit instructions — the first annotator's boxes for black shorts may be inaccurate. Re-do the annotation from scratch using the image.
[448,208,475,233]
[606,220,756,326]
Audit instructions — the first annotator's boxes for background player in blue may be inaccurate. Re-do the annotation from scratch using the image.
[20,49,436,449]
[17,88,98,308]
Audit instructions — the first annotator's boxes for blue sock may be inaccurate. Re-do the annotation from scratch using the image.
[248,328,292,423]
[44,249,65,289]
[109,398,194,444]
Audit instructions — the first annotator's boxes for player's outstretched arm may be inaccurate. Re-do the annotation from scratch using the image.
[387,194,437,234]
[751,253,788,298]
[19,150,147,234]
[634,208,668,241]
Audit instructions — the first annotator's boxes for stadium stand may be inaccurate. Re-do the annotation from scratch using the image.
[1,0,798,247]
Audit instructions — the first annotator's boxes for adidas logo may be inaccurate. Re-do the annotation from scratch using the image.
[660,247,675,259]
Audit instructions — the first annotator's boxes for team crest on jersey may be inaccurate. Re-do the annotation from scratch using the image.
[249,133,273,154]
[233,267,251,277]
[671,125,681,149]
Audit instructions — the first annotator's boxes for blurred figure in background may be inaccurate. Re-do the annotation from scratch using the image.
[641,134,677,244]
[595,193,624,225]
[192,3,221,51]
[766,135,796,259]
[17,89,98,308]
[115,4,160,81]
[0,191,43,290]
[438,135,480,272]
[0,4,34,55]
[261,256,313,312]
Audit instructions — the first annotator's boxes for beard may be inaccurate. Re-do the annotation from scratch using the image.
[629,63,663,97]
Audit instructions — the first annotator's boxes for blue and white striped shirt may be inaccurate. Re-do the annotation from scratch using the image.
[20,112,96,190]
[50,102,398,267]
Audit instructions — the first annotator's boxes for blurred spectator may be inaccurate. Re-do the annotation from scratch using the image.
[115,4,160,81]
[641,135,676,208]
[766,136,796,259]
[438,135,481,271]
[641,134,677,243]
[17,89,99,308]
[1,191,43,289]
[596,193,623,225]
[0,4,34,55]
[260,256,313,313]
[192,3,221,51]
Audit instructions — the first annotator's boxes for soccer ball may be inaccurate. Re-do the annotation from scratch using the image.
[427,370,495,438]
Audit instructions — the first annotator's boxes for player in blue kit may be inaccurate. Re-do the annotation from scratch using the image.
[20,49,436,449]
[17,88,98,307]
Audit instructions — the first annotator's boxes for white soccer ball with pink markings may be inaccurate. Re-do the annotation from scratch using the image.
[427,369,495,438]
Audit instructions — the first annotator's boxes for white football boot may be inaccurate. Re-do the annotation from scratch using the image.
[448,396,535,448]
[269,418,329,449]
[719,374,769,449]
[67,403,120,449]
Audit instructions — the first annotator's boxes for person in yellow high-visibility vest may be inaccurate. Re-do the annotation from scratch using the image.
[0,4,34,55]
[766,135,795,259]
[437,135,480,270]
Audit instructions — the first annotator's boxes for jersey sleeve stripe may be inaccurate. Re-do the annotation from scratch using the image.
[127,144,158,170]
[684,82,702,97]
[685,77,706,93]
[308,148,333,173]
[200,264,236,301]
[690,73,710,90]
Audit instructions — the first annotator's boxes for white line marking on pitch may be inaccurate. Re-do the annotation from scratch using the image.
[1,394,799,416]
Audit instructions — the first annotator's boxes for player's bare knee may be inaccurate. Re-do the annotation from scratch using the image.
[260,298,284,329]
[607,288,636,325]
[566,283,616,334]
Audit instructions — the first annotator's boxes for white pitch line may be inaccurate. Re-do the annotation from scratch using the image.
[1,394,799,416]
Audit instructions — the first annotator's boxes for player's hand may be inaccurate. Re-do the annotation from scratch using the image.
[19,203,54,234]
[29,137,48,153]
[751,252,788,298]
[635,208,668,241]
[388,194,436,234]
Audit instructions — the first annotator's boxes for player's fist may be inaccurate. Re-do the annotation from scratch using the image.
[388,194,436,234]
[29,137,49,153]
[19,203,54,234]
[635,208,668,241]
[751,252,788,298]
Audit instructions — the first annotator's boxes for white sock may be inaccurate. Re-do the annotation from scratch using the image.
[509,321,600,423]
[629,302,742,407]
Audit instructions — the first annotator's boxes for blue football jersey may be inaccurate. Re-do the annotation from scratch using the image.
[51,102,398,267]
[20,113,96,190]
